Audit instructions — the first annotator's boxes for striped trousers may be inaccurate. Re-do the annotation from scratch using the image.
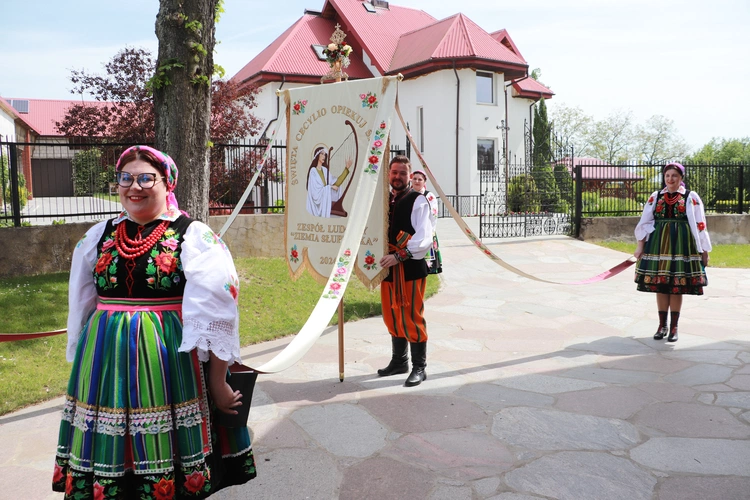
[380,277,428,343]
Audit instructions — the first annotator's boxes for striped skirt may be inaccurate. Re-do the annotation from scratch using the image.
[634,219,707,295]
[53,297,256,499]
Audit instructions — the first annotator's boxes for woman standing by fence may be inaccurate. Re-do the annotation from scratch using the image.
[633,162,711,342]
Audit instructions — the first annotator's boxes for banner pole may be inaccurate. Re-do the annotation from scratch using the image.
[338,298,345,381]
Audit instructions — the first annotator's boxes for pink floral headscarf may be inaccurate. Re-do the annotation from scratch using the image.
[664,162,686,188]
[116,145,182,213]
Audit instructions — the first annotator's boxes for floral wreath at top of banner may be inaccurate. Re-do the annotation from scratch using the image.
[322,24,353,68]
[393,102,635,286]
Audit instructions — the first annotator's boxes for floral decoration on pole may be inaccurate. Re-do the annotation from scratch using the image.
[321,24,353,83]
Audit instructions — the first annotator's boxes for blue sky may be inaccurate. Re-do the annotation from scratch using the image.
[2,0,748,150]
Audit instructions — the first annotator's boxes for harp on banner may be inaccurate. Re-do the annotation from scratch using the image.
[329,120,359,217]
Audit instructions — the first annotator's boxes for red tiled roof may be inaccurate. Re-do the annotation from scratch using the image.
[512,77,554,100]
[233,0,531,85]
[390,14,527,75]
[2,97,107,136]
[325,0,437,74]
[557,158,644,181]
[489,29,525,61]
[232,14,373,86]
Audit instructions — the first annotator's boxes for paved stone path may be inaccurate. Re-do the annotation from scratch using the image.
[1,218,748,499]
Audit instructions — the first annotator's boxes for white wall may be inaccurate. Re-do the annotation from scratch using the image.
[0,108,15,140]
[508,89,534,162]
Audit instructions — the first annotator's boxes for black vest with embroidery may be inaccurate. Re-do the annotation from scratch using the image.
[92,215,194,298]
[384,189,429,282]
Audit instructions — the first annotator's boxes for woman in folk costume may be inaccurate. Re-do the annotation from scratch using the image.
[53,146,256,499]
[634,162,711,343]
[410,168,442,274]
[305,146,351,218]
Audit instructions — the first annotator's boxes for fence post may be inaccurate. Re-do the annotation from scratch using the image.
[739,164,745,214]
[9,145,22,227]
[574,163,582,238]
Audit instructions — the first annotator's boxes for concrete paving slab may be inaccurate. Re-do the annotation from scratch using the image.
[504,451,656,500]
[631,437,750,475]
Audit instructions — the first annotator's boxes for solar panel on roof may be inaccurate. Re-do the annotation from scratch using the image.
[10,100,29,114]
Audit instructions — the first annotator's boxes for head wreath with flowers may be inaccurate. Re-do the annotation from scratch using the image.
[322,24,353,68]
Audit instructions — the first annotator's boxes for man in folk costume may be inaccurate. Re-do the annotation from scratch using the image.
[378,155,433,386]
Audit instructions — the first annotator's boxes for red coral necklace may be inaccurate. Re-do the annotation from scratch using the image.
[663,191,680,206]
[115,220,169,260]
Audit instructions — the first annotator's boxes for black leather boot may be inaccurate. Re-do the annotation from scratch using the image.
[405,341,427,387]
[653,326,668,340]
[377,337,409,376]
[667,326,678,342]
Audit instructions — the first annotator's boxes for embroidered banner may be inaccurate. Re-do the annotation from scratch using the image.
[282,78,392,288]
[249,76,399,373]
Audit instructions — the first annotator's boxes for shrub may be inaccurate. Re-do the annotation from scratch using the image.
[507,174,541,212]
[269,199,285,214]
[1,155,28,210]
[72,148,110,196]
[531,165,561,212]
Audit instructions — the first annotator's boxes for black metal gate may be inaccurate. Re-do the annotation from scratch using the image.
[479,162,574,238]
[479,121,575,238]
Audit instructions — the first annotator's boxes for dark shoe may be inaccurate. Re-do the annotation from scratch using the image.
[405,341,427,387]
[378,337,409,376]
[653,326,668,340]
[667,327,678,342]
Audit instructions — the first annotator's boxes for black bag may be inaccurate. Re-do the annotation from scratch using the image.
[215,363,258,428]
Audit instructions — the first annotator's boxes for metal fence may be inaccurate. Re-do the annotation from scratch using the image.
[2,138,746,228]
[572,160,748,217]
[208,140,286,216]
[0,139,288,226]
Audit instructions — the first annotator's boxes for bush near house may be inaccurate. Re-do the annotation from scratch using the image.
[72,148,113,196]
[507,174,541,213]
[1,155,28,211]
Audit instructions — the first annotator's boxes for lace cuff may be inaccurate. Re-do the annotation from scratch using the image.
[180,318,241,363]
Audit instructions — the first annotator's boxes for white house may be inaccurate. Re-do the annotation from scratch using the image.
[231,0,553,198]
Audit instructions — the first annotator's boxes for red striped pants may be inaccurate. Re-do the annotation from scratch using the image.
[380,277,428,343]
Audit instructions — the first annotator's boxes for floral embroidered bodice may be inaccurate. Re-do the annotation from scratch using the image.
[94,216,193,298]
[654,191,688,221]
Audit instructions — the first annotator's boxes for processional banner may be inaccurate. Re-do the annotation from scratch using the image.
[282,77,396,287]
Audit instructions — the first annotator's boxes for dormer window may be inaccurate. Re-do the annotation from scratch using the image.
[311,45,327,61]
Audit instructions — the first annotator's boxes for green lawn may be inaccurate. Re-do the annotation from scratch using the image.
[0,259,440,415]
[592,242,750,269]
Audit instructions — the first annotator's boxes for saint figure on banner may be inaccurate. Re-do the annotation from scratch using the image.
[306,145,352,218]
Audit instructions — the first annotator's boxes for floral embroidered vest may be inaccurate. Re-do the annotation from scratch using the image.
[93,216,193,298]
[654,190,690,220]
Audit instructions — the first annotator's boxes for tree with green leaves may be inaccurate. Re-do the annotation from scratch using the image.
[531,98,561,212]
[548,103,593,157]
[635,115,689,164]
[588,109,635,164]
[686,137,750,211]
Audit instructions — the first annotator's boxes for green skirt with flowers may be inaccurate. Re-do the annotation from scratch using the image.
[52,300,256,499]
[634,219,707,295]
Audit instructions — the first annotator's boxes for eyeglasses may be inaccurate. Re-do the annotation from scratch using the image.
[116,172,165,189]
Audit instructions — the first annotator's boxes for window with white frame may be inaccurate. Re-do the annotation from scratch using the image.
[476,71,494,104]
[477,139,496,170]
